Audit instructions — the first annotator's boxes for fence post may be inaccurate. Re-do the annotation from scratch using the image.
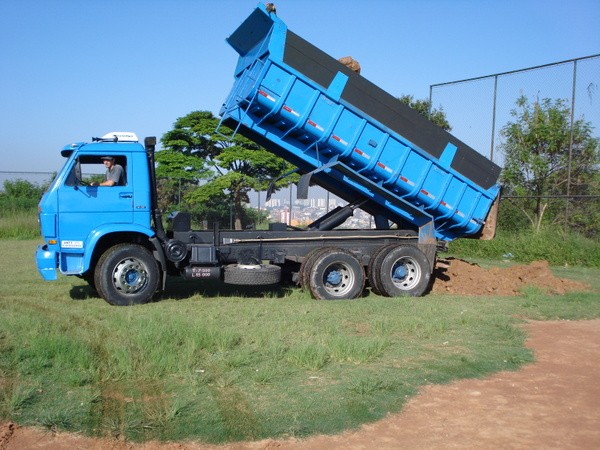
[428,85,433,119]
[490,75,499,162]
[566,60,578,226]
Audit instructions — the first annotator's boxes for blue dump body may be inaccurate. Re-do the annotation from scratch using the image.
[220,4,501,241]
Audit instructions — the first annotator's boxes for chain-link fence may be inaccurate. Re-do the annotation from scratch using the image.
[429,54,600,164]
[429,54,600,236]
[0,171,55,191]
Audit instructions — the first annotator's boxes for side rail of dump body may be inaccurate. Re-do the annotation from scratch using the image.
[219,4,502,242]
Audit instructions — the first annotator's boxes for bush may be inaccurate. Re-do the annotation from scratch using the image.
[2,179,46,200]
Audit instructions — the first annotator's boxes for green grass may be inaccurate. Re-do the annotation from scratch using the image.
[0,207,39,239]
[450,228,600,267]
[0,239,599,444]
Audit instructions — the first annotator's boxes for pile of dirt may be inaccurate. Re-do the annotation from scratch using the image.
[432,257,590,296]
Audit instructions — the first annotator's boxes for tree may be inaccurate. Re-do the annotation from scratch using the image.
[500,95,599,233]
[154,149,210,212]
[398,95,451,131]
[160,111,296,229]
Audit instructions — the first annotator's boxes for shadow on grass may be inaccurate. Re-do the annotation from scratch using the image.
[69,276,297,302]
[159,276,297,300]
[69,284,99,301]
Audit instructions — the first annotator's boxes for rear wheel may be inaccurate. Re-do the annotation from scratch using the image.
[367,244,394,296]
[299,247,332,291]
[94,244,160,306]
[307,249,365,300]
[375,245,431,297]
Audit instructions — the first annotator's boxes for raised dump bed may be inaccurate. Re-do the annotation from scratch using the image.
[219,4,501,241]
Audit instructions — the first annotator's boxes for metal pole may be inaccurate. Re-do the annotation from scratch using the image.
[257,189,261,227]
[289,184,293,225]
[566,60,578,226]
[490,75,498,162]
[428,84,433,119]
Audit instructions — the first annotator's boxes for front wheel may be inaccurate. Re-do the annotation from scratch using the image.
[94,244,160,306]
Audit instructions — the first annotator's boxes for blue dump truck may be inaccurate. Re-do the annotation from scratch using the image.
[36,4,501,305]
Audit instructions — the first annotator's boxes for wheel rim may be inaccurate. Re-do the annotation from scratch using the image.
[322,262,355,297]
[389,257,421,291]
[112,257,149,294]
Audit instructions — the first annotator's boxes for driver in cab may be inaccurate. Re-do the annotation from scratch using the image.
[91,156,124,186]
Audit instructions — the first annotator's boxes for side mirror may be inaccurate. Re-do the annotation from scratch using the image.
[66,159,87,187]
[74,160,83,186]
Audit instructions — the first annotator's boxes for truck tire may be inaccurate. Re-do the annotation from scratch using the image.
[375,245,431,297]
[223,264,281,285]
[94,244,160,306]
[308,249,365,300]
[367,244,394,296]
[299,247,332,291]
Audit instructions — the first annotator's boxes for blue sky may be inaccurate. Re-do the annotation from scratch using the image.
[1,0,599,174]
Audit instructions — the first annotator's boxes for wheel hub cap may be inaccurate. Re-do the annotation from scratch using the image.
[113,258,148,294]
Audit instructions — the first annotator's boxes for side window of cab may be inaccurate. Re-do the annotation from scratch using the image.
[66,155,127,187]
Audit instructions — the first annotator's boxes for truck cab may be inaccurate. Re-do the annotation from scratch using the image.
[36,132,155,286]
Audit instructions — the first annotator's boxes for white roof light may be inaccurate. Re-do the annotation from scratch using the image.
[101,131,139,142]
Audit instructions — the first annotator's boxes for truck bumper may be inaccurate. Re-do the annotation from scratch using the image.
[36,244,58,281]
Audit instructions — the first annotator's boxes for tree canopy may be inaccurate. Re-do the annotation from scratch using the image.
[159,111,296,229]
[500,95,599,234]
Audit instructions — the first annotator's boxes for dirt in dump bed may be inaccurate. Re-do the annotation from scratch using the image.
[431,257,591,296]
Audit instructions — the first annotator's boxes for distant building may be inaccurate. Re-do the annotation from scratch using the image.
[279,208,291,224]
[265,198,281,207]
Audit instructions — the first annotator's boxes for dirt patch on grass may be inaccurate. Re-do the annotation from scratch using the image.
[431,257,590,296]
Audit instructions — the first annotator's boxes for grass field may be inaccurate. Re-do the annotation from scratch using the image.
[1,239,599,444]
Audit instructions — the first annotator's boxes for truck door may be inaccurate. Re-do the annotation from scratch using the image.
[58,154,134,248]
